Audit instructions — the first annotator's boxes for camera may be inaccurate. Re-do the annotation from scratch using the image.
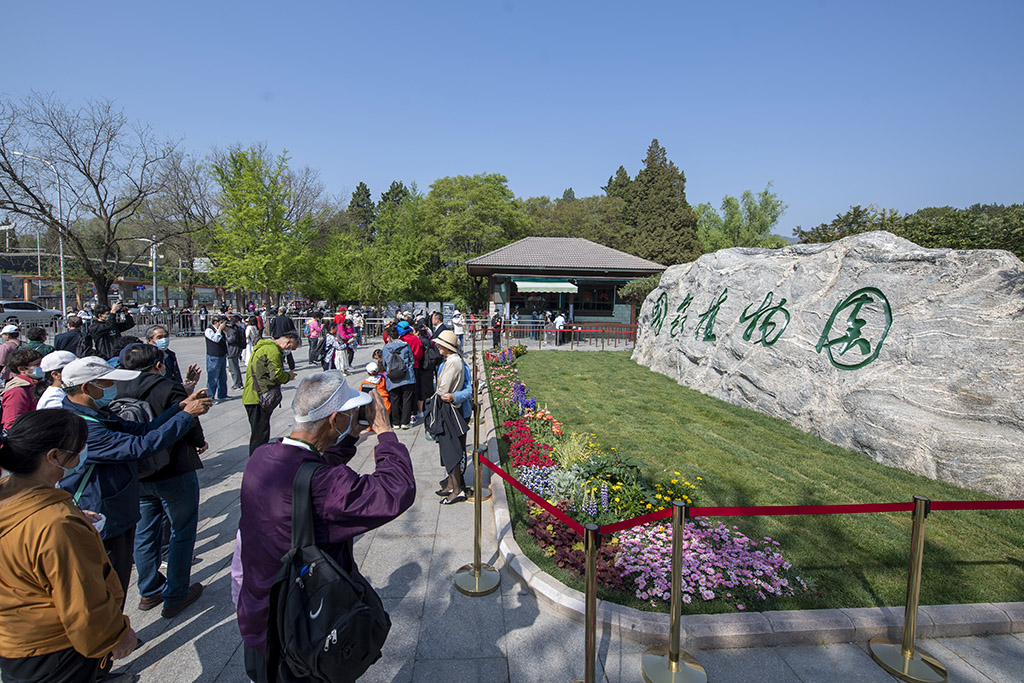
[358,385,374,425]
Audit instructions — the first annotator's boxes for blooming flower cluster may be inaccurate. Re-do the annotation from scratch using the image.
[614,520,807,609]
[502,419,555,468]
[485,349,804,611]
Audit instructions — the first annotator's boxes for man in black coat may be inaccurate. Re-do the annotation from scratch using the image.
[89,302,135,359]
[268,307,296,371]
[53,314,85,352]
[117,343,208,618]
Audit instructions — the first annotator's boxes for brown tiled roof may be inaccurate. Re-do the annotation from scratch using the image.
[466,237,665,272]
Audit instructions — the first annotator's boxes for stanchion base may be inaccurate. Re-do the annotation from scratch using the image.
[466,486,492,502]
[454,563,501,596]
[869,638,947,682]
[641,648,707,683]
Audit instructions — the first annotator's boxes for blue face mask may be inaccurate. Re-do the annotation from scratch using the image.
[91,383,117,409]
[58,446,88,478]
[27,366,44,380]
[154,338,170,351]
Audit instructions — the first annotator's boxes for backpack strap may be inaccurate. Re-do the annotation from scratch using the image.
[290,461,324,550]
[72,414,100,505]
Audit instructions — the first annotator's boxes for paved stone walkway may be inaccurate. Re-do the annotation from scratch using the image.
[94,336,1024,683]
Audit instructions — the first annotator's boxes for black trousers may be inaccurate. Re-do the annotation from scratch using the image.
[246,403,274,455]
[0,647,102,683]
[492,330,501,347]
[389,383,414,427]
[103,527,135,608]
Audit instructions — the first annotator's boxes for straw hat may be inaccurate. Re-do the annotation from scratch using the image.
[434,330,461,355]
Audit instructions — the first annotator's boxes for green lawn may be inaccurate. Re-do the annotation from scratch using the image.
[493,350,1024,612]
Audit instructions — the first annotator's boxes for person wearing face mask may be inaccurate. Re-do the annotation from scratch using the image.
[237,371,415,681]
[145,324,201,394]
[118,344,209,619]
[0,410,139,683]
[57,356,213,604]
[36,350,78,410]
[0,348,44,430]
[242,332,300,456]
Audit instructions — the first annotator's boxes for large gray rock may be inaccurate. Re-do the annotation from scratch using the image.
[633,231,1024,499]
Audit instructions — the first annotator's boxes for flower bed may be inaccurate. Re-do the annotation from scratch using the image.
[486,346,806,610]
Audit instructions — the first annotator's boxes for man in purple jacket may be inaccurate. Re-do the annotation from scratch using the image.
[237,370,415,683]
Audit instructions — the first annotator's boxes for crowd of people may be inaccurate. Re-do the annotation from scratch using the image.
[0,297,492,682]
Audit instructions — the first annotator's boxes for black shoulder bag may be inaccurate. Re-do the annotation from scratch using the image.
[265,462,391,683]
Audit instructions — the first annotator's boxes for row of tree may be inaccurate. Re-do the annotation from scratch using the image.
[794,203,1023,259]
[3,93,1016,312]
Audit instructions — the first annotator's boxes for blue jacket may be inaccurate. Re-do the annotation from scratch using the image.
[58,397,197,539]
[382,339,415,390]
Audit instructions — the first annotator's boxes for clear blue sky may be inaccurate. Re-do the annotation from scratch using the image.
[5,1,1022,234]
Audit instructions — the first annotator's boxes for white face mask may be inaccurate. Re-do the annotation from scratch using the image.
[333,412,354,445]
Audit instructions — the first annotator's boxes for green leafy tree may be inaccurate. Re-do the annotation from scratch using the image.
[347,181,376,240]
[602,166,632,202]
[379,180,410,210]
[209,146,312,304]
[795,204,902,244]
[616,273,661,306]
[624,139,702,265]
[696,183,788,252]
[423,173,531,308]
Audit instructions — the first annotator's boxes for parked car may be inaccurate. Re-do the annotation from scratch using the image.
[0,300,64,327]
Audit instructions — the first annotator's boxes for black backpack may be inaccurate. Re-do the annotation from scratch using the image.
[107,397,172,479]
[74,325,97,358]
[266,462,391,683]
[385,343,408,383]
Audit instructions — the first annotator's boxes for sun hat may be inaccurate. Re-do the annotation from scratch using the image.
[61,356,141,387]
[40,350,78,373]
[366,361,378,375]
[434,330,461,355]
[292,371,372,423]
[1,324,18,335]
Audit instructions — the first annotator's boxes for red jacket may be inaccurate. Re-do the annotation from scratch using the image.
[400,332,423,368]
[1,375,37,430]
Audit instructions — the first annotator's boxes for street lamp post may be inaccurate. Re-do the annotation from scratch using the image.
[10,151,66,318]
[133,236,160,307]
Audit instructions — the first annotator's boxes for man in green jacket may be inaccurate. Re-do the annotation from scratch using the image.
[243,332,299,455]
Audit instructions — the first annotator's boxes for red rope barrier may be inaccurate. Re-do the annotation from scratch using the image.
[931,500,1024,512]
[600,508,672,535]
[479,456,586,535]
[690,502,915,518]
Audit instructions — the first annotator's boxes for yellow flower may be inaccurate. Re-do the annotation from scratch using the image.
[646,503,652,509]
[671,479,678,484]
[674,471,681,475]
[614,497,620,502]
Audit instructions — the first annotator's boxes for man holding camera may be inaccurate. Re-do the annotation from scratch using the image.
[237,371,415,682]
[204,315,230,402]
[88,302,135,359]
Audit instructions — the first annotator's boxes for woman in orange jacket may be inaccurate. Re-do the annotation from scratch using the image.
[0,409,138,682]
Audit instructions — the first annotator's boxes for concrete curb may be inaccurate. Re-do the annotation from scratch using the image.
[477,349,1024,650]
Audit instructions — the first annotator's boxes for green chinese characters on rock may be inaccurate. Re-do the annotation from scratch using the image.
[739,292,791,347]
[694,289,728,342]
[816,287,892,370]
[650,291,669,335]
[669,294,694,339]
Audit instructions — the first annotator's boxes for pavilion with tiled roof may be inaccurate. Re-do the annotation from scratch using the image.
[466,237,665,323]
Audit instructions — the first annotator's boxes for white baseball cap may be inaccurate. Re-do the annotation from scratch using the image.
[61,356,140,388]
[1,324,19,335]
[40,350,78,373]
[292,371,372,423]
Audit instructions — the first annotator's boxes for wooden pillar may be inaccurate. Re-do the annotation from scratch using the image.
[23,278,31,301]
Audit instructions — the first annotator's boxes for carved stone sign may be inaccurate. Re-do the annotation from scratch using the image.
[633,231,1024,499]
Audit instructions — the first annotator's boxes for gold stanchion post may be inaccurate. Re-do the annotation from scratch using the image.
[642,502,706,683]
[572,523,601,683]
[466,329,490,503]
[869,496,947,682]
[454,329,500,597]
